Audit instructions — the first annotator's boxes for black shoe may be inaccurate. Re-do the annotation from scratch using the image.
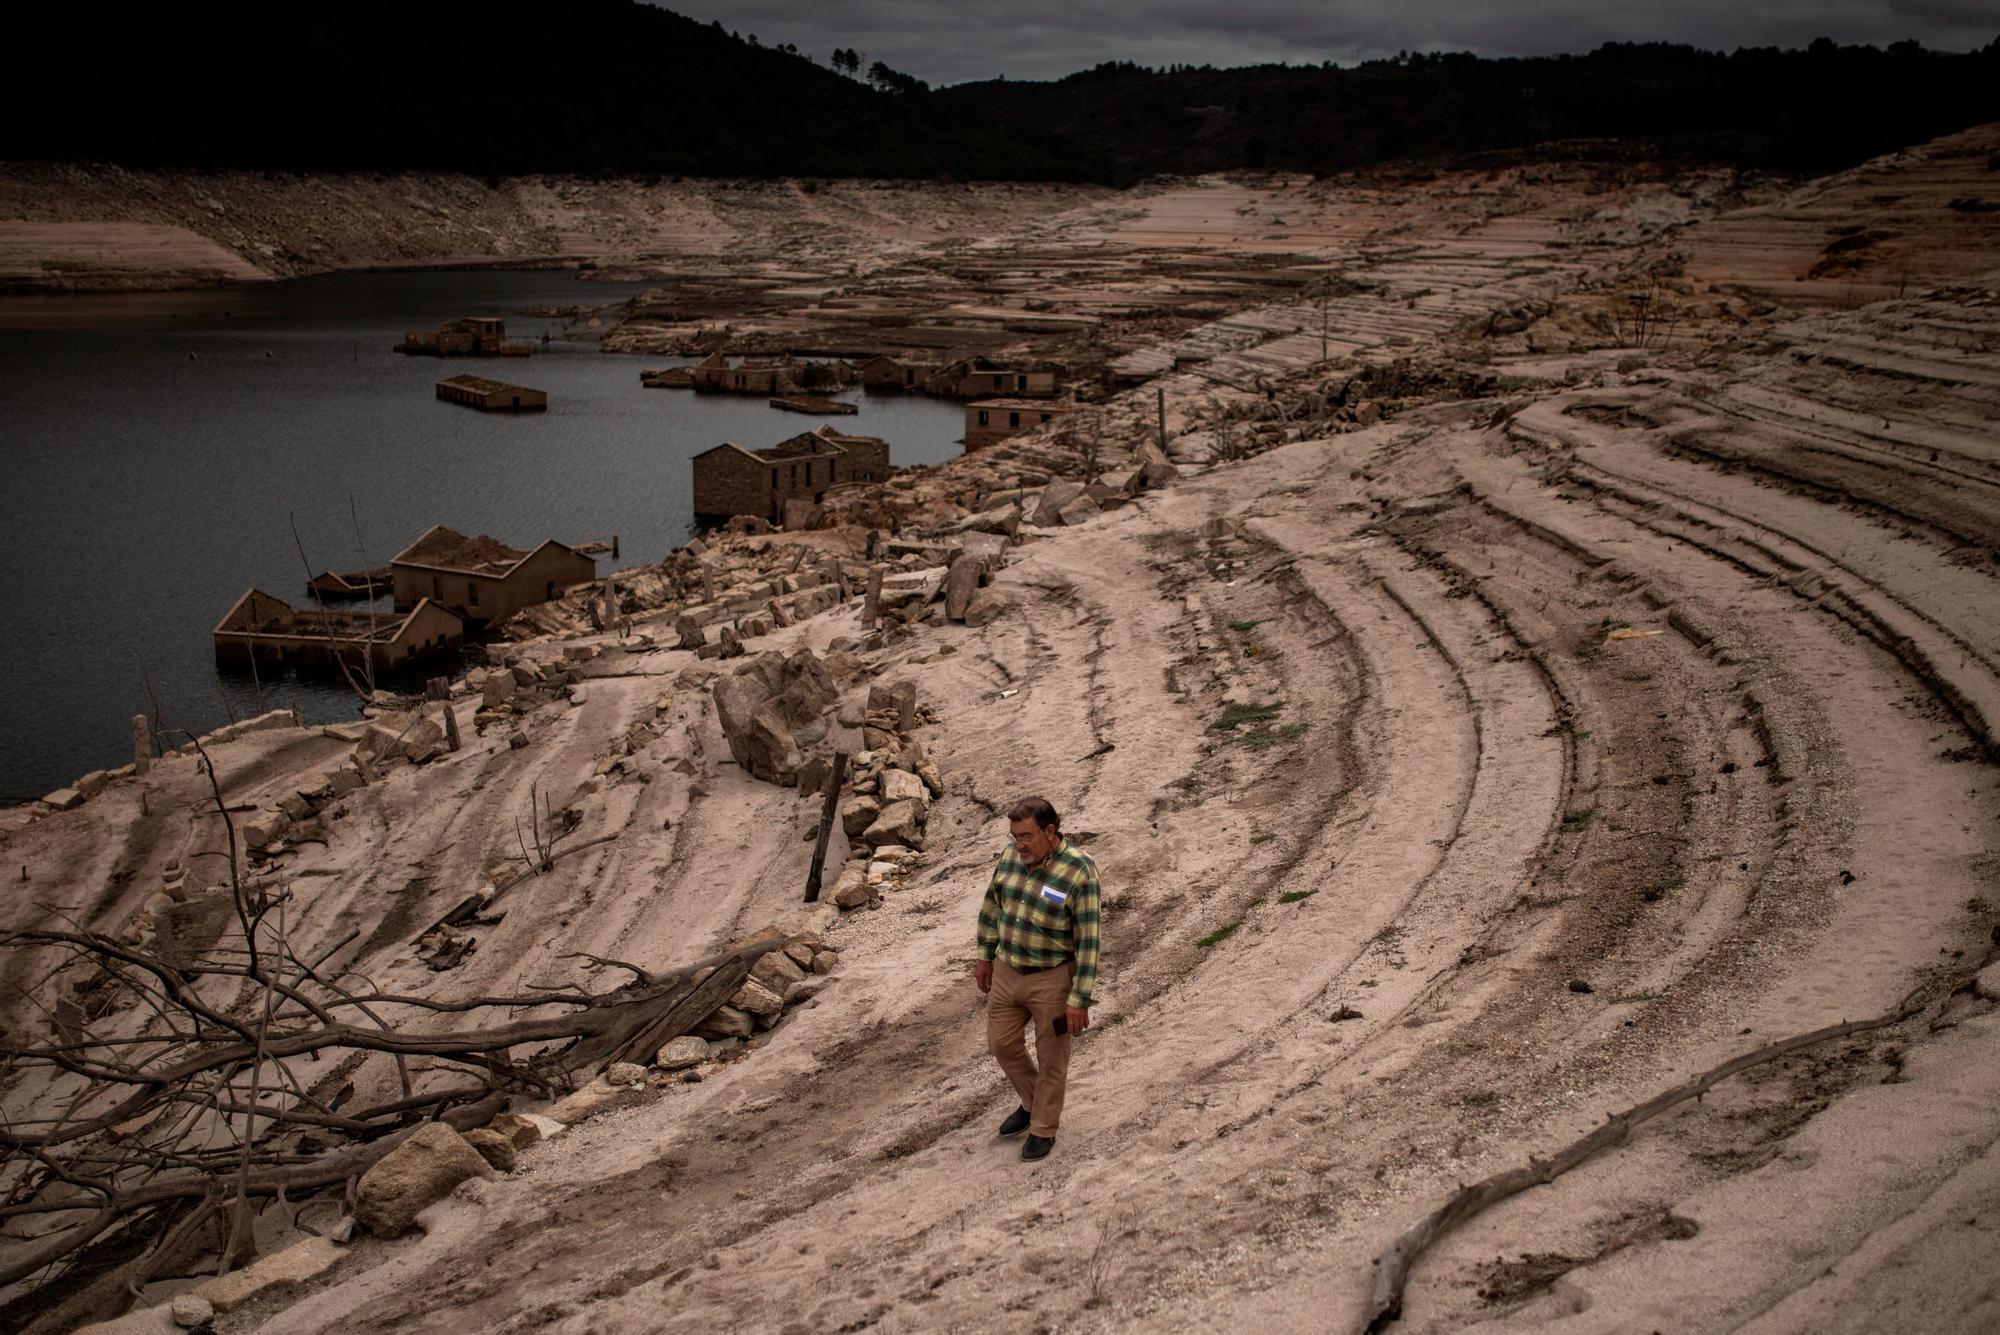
[1021,1134,1054,1161]
[998,1106,1031,1137]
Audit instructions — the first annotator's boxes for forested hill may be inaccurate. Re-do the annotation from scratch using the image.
[8,10,1995,185]
[938,40,2000,182]
[3,1,1103,182]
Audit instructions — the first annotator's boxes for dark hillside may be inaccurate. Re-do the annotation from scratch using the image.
[4,1,1102,181]
[939,40,2000,182]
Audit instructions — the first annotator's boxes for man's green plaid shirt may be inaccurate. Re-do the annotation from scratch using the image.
[977,839,1101,1009]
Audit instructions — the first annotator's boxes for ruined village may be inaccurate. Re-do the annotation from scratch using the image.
[2,23,2000,1335]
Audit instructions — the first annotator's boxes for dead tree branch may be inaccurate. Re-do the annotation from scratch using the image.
[1361,991,1929,1332]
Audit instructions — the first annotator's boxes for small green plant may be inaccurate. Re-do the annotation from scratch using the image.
[1228,619,1266,633]
[1278,889,1317,904]
[1237,721,1310,752]
[1195,922,1241,949]
[1250,832,1277,846]
[905,896,945,916]
[1211,700,1283,731]
[1461,1089,1501,1108]
[1561,806,1597,831]
[1642,873,1685,903]
[1358,978,1378,988]
[1373,924,1403,946]
[1523,893,1571,909]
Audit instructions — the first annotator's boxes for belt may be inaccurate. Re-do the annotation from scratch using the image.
[1011,961,1070,975]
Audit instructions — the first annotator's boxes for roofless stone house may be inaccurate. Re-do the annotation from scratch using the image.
[691,425,891,525]
[390,526,596,627]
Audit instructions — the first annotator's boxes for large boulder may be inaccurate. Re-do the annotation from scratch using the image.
[713,651,839,785]
[862,799,925,849]
[480,670,517,708]
[1134,440,1180,489]
[400,716,446,764]
[1030,478,1084,527]
[353,1124,489,1238]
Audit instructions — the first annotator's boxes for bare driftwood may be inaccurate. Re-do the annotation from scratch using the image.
[1361,992,1927,1332]
[0,875,790,1323]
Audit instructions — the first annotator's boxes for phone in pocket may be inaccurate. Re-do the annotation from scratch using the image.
[1053,1014,1069,1036]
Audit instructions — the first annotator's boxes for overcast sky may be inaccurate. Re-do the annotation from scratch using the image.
[657,1,1995,85]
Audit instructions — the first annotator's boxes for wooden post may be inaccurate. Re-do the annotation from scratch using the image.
[1089,413,1102,484]
[1156,386,1167,453]
[612,534,620,560]
[863,567,883,627]
[131,714,152,775]
[700,562,715,602]
[804,752,850,903]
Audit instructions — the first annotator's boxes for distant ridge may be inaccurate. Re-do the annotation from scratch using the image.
[3,1,1106,182]
[938,40,2000,183]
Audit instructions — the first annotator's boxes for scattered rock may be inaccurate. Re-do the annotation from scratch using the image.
[831,866,874,910]
[171,1293,214,1328]
[460,1128,517,1172]
[962,587,1011,627]
[1567,979,1595,994]
[692,1005,755,1040]
[481,670,518,708]
[655,1035,709,1070]
[1974,962,2000,1003]
[1057,494,1102,526]
[730,978,786,1018]
[878,768,929,810]
[192,1236,344,1312]
[353,1124,490,1238]
[605,1061,648,1087]
[487,1112,544,1149]
[944,554,982,621]
[842,795,882,837]
[785,977,830,1004]
[751,948,808,994]
[545,1076,653,1126]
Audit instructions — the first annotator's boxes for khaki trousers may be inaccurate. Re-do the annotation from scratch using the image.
[987,960,1074,1138]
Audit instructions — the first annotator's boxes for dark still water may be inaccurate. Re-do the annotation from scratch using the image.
[0,269,968,801]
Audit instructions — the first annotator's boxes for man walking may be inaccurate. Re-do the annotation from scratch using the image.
[975,796,1101,1161]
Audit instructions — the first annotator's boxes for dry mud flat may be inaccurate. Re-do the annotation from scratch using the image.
[5,128,2000,1334]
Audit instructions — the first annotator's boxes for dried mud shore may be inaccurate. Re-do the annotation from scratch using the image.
[5,126,2000,1334]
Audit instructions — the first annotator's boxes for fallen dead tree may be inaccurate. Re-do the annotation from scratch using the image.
[1361,985,1933,1332]
[0,897,788,1326]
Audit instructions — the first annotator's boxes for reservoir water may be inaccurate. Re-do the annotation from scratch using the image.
[0,269,969,801]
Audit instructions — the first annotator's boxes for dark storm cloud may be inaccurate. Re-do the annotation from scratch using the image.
[658,1,1995,85]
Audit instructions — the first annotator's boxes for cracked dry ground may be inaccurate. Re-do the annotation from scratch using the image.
[268,280,2000,1334]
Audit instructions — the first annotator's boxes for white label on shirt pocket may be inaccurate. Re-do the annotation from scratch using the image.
[1039,885,1068,907]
